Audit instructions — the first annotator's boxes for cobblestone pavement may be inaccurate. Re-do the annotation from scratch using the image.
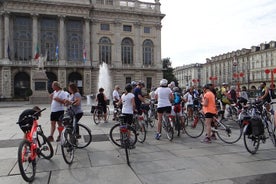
[0,100,276,184]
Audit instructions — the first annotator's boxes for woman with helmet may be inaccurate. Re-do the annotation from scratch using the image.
[154,79,174,140]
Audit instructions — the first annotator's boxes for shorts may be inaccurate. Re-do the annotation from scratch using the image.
[187,104,194,109]
[122,113,133,125]
[51,110,64,121]
[205,112,216,119]
[157,106,172,114]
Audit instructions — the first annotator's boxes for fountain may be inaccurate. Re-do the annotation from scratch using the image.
[97,62,111,103]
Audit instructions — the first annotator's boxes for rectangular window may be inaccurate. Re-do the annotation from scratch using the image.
[146,77,152,90]
[144,27,150,33]
[123,25,132,32]
[101,23,110,31]
[126,77,131,84]
[106,0,113,5]
[96,0,104,4]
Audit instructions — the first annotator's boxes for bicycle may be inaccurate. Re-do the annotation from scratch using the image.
[60,104,92,164]
[92,105,110,124]
[132,111,147,143]
[113,105,122,121]
[109,115,137,165]
[145,100,157,128]
[243,100,276,154]
[184,104,205,138]
[17,108,53,182]
[161,112,174,141]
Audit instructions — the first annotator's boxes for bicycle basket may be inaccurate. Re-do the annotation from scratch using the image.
[91,105,97,113]
[18,117,33,133]
[250,116,264,136]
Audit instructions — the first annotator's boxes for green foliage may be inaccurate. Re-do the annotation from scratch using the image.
[162,57,178,86]
[25,88,33,97]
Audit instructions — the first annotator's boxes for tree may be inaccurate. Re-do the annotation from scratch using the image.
[162,57,178,86]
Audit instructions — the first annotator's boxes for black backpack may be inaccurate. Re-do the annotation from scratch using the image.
[249,117,264,136]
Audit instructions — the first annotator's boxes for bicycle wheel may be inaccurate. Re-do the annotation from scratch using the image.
[75,123,92,149]
[162,116,174,141]
[216,118,242,144]
[37,132,54,159]
[184,117,204,138]
[18,140,36,182]
[243,125,260,154]
[266,119,276,146]
[109,123,137,147]
[93,109,103,125]
[61,128,75,164]
[134,119,147,143]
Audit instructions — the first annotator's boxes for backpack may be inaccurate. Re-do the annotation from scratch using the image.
[270,88,276,99]
[250,116,264,136]
[174,92,181,104]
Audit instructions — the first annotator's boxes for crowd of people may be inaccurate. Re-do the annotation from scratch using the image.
[18,78,276,144]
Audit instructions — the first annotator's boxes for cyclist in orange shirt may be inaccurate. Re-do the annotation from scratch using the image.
[201,84,217,143]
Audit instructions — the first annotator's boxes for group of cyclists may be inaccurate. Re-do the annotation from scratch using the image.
[18,79,276,144]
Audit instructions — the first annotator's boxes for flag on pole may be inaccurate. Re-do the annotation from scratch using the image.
[55,44,59,62]
[34,44,39,60]
[83,46,87,63]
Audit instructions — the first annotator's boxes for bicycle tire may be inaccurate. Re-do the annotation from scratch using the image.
[75,123,92,149]
[134,119,147,143]
[216,118,242,144]
[162,115,174,141]
[266,119,276,146]
[93,109,103,125]
[61,128,75,164]
[37,132,54,160]
[109,123,137,147]
[184,117,204,138]
[243,125,260,154]
[147,109,156,128]
[18,139,36,182]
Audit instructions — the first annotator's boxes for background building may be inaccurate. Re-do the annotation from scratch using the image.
[174,41,276,90]
[0,0,164,100]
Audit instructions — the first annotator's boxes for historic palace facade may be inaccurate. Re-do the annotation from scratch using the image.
[0,0,164,99]
[174,41,276,90]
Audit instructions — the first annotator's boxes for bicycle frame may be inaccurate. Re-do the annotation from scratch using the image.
[24,119,39,161]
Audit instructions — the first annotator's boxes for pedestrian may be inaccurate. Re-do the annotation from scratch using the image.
[112,85,121,120]
[133,80,146,114]
[96,87,108,123]
[48,81,68,142]
[64,83,83,138]
[154,79,174,140]
[201,84,217,143]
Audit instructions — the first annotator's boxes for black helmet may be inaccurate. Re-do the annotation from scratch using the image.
[137,80,145,87]
[125,83,133,92]
[203,84,210,89]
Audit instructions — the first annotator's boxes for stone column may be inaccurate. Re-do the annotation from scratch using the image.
[32,14,38,63]
[113,19,121,67]
[59,15,65,65]
[84,17,90,66]
[134,21,141,67]
[155,23,162,68]
[4,12,10,59]
[91,19,98,67]
[1,67,12,98]
[58,69,67,90]
[83,69,92,96]
[0,13,3,59]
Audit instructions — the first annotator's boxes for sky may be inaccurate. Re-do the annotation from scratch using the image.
[143,0,276,67]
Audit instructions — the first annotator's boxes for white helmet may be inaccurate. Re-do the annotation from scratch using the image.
[160,79,168,87]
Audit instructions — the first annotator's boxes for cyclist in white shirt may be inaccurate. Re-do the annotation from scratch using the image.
[154,79,174,140]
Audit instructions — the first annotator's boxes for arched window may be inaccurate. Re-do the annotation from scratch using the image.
[66,20,83,61]
[99,37,112,64]
[143,39,154,65]
[121,38,133,64]
[13,16,32,61]
[41,18,58,61]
